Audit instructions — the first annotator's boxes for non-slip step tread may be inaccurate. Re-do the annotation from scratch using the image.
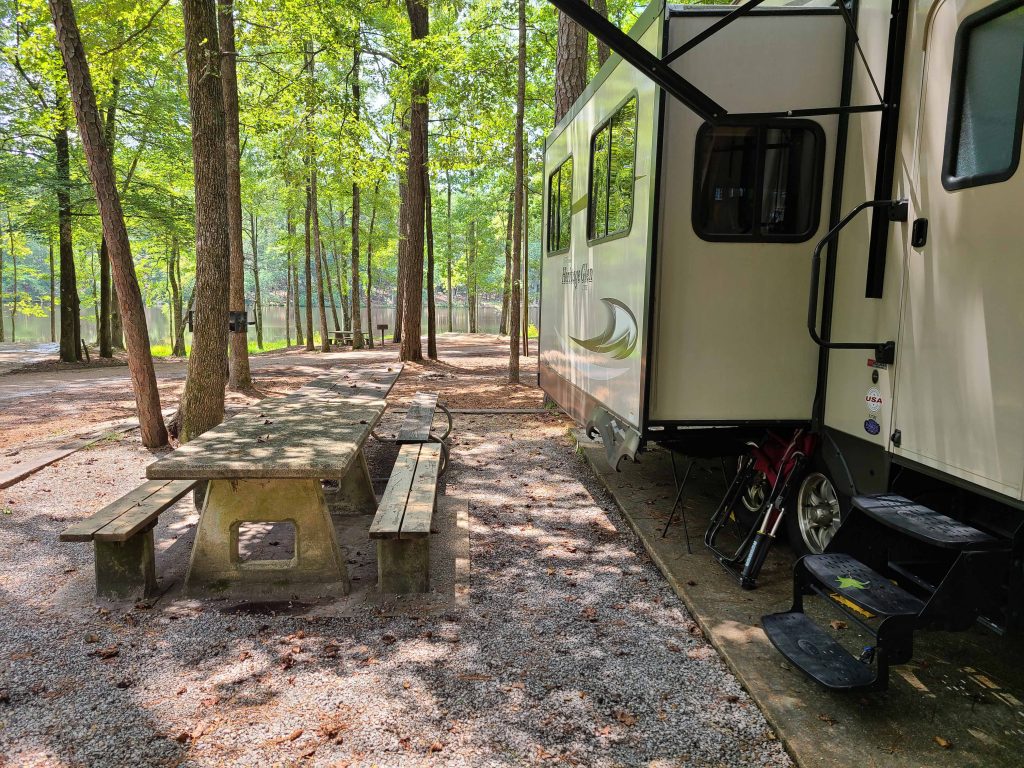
[853,495,1000,549]
[803,553,925,618]
[762,612,876,690]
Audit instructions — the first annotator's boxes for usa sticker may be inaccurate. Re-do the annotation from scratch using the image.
[865,387,883,414]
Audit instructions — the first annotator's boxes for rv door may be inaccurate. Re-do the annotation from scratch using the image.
[891,0,1024,498]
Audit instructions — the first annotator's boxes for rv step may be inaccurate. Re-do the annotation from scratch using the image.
[852,495,1001,550]
[762,612,877,690]
[803,553,925,618]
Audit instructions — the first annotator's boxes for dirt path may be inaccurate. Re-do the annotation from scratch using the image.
[0,336,789,767]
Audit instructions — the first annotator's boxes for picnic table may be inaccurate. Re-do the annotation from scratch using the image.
[146,365,402,598]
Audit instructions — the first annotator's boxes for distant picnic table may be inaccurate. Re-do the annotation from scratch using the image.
[146,365,402,598]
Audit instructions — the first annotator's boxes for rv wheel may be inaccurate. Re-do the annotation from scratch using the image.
[787,471,844,555]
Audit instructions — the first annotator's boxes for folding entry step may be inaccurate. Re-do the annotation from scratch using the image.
[763,494,1013,692]
[852,495,1001,549]
[762,612,876,690]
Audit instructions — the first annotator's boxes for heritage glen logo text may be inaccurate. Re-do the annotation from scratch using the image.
[562,264,594,286]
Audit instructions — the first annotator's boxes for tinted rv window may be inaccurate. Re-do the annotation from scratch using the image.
[546,156,573,254]
[693,122,824,242]
[943,0,1024,190]
[588,96,638,241]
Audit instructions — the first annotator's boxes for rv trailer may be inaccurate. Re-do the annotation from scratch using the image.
[540,0,1024,690]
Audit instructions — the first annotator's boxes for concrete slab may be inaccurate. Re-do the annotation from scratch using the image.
[578,432,1024,768]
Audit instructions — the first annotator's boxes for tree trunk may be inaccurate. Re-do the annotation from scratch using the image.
[394,136,408,345]
[288,209,303,346]
[509,0,526,382]
[445,169,453,333]
[54,125,81,362]
[325,250,341,331]
[400,0,428,362]
[49,0,168,446]
[178,0,231,442]
[221,0,251,389]
[169,234,184,355]
[467,218,477,333]
[310,167,329,353]
[523,165,530,356]
[425,164,436,359]
[350,43,365,349]
[98,77,118,359]
[555,12,588,124]
[285,242,292,347]
[304,183,314,350]
[592,0,610,66]
[49,234,55,342]
[248,210,263,349]
[365,181,380,348]
[500,187,513,335]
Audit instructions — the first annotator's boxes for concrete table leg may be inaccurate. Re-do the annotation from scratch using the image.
[94,528,157,599]
[328,449,377,514]
[184,478,350,598]
[377,537,430,594]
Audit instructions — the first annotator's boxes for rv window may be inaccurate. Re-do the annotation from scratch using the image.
[546,156,574,254]
[943,0,1024,191]
[693,122,824,243]
[588,96,638,241]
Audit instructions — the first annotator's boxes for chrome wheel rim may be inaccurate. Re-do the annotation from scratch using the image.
[796,472,841,553]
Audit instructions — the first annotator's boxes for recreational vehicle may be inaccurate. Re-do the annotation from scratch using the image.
[540,0,1024,690]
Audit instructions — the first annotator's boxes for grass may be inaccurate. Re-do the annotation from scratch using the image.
[151,336,321,359]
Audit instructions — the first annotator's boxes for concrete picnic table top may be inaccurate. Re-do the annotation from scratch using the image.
[146,365,402,481]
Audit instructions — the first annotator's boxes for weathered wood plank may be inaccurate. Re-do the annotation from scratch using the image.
[369,444,419,539]
[95,479,197,542]
[60,480,174,542]
[397,392,438,444]
[147,366,402,481]
[399,444,441,538]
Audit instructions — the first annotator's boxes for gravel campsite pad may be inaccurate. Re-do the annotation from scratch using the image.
[0,338,791,767]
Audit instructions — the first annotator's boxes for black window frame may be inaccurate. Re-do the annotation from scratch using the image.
[942,0,1024,192]
[587,92,639,245]
[691,119,826,244]
[546,155,574,256]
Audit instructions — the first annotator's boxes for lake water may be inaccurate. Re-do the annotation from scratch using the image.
[5,304,540,345]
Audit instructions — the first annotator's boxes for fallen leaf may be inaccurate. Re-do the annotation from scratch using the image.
[287,728,303,742]
[934,736,953,749]
[596,725,612,736]
[457,673,492,682]
[176,686,186,696]
[174,731,190,743]
[84,633,100,643]
[300,744,318,758]
[817,713,837,726]
[428,741,444,753]
[256,434,272,443]
[239,650,252,661]
[92,645,119,659]
[402,680,411,690]
[191,720,211,740]
[829,620,848,631]
[614,710,637,727]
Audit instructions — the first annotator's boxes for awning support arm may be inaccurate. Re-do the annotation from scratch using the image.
[548,0,726,122]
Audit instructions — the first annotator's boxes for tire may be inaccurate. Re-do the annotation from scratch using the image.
[785,469,847,555]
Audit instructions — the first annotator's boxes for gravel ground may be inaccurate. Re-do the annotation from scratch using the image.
[0,341,792,767]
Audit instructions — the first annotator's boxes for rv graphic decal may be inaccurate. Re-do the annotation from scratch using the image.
[570,297,638,360]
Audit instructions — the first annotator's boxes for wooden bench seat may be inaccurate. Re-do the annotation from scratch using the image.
[369,443,442,593]
[61,479,197,599]
[396,392,439,444]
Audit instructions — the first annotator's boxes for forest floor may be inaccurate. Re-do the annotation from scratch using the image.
[0,334,790,767]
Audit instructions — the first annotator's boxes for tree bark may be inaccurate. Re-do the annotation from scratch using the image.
[310,167,329,352]
[394,127,408,345]
[98,77,118,359]
[509,0,526,382]
[467,218,477,333]
[350,42,365,349]
[500,187,513,335]
[220,0,251,389]
[48,0,168,446]
[178,0,231,442]
[169,234,184,356]
[400,0,429,361]
[248,210,263,349]
[285,239,292,348]
[325,250,341,331]
[523,167,530,356]
[49,233,55,342]
[304,183,314,350]
[592,0,610,66]
[365,183,378,348]
[54,124,81,362]
[287,209,303,346]
[445,169,453,333]
[425,164,436,359]
[555,12,588,124]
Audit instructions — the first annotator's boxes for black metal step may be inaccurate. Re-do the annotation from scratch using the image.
[803,553,925,618]
[852,495,1001,550]
[762,612,876,690]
